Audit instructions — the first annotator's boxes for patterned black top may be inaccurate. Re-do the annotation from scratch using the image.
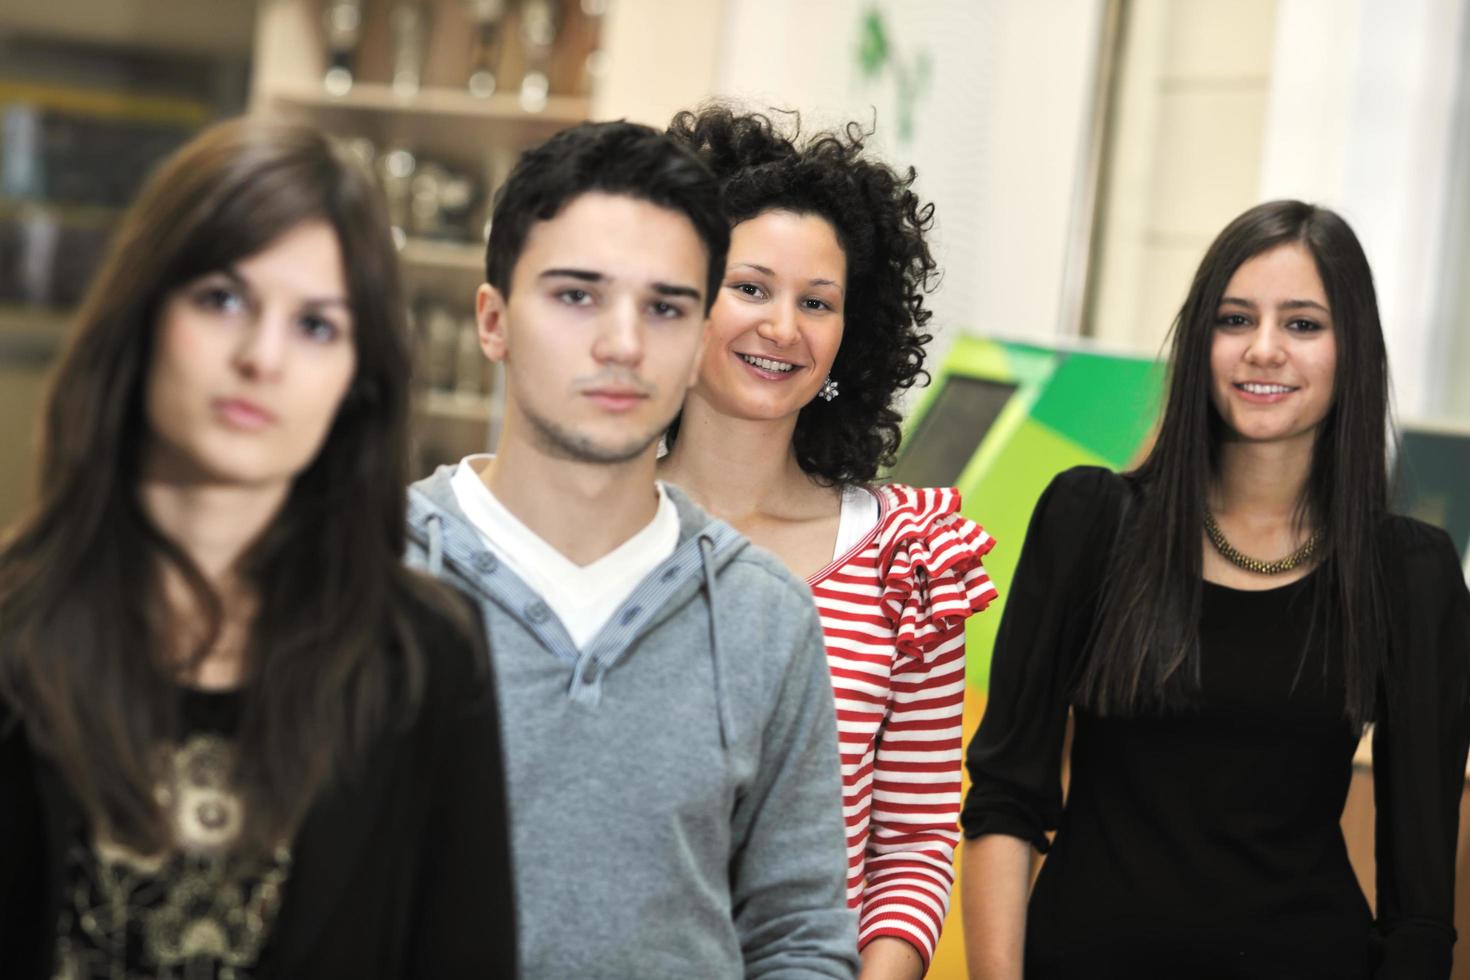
[52,690,287,980]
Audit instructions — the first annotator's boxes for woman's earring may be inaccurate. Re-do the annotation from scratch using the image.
[818,376,839,402]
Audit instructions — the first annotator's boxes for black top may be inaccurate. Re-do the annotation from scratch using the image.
[0,585,516,980]
[961,466,1470,980]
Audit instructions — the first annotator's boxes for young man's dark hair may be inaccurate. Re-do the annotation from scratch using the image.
[485,120,730,314]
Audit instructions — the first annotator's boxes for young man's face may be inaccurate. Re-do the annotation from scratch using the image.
[478,192,710,465]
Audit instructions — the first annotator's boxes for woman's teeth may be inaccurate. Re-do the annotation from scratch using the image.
[740,354,795,373]
[1238,383,1295,394]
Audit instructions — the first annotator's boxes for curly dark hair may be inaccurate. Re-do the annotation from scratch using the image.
[666,104,939,485]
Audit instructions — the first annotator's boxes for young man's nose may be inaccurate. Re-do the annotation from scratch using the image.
[591,299,645,365]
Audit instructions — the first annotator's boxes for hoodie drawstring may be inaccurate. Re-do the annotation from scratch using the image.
[699,534,733,750]
[426,514,445,577]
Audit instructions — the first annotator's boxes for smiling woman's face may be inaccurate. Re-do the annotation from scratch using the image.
[143,219,357,490]
[1209,241,1338,448]
[694,209,847,424]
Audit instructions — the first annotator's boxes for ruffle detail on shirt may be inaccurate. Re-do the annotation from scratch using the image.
[876,485,998,662]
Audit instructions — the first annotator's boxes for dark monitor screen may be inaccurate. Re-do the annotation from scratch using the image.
[1393,427,1470,559]
[890,375,1018,488]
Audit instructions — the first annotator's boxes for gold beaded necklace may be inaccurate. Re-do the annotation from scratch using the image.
[1203,512,1322,575]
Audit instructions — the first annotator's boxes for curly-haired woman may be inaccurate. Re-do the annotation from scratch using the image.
[661,105,997,979]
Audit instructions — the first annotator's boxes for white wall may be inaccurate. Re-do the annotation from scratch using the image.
[1261,0,1470,421]
[591,0,726,127]
[1088,0,1277,354]
[965,1,1107,345]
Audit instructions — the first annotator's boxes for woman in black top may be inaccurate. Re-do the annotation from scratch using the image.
[0,119,515,978]
[960,201,1470,979]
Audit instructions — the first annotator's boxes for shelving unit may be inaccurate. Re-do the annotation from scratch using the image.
[269,82,588,123]
[250,0,603,472]
[0,14,253,526]
[399,236,483,272]
[0,305,70,364]
[420,388,497,421]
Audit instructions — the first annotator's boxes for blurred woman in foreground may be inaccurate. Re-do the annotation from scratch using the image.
[0,119,514,979]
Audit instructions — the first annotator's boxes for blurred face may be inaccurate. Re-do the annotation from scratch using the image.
[478,191,709,463]
[1209,241,1337,446]
[144,220,357,490]
[695,209,846,423]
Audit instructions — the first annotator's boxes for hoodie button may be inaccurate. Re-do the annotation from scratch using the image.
[525,601,550,624]
[582,660,600,684]
[474,553,498,574]
[619,606,641,626]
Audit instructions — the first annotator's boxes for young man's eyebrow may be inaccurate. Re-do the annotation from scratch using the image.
[538,268,605,283]
[653,283,702,301]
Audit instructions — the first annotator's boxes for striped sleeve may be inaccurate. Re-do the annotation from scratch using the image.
[860,486,997,963]
[877,487,999,660]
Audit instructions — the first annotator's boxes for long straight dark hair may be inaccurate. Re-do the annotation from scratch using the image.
[0,118,449,855]
[1074,200,1390,727]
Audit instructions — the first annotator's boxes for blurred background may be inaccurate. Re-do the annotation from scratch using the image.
[1,1,1467,976]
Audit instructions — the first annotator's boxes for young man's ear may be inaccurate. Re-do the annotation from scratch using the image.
[476,283,510,362]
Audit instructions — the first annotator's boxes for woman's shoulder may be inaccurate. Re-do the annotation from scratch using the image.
[869,483,999,657]
[1379,513,1459,557]
[1377,514,1467,593]
[1041,464,1134,512]
[395,572,491,707]
[872,483,994,554]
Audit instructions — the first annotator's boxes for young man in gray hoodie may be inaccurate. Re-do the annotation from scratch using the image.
[406,120,858,979]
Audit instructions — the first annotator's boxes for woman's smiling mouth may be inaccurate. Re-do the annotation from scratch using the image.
[736,352,802,379]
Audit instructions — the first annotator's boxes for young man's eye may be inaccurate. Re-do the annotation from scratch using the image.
[557,288,593,305]
[649,301,687,320]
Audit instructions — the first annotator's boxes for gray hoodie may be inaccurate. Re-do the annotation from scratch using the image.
[406,467,858,979]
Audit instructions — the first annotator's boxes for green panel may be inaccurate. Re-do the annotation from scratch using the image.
[953,384,1038,489]
[901,335,1057,442]
[995,339,1063,386]
[1029,352,1164,468]
[903,336,1009,440]
[952,418,1110,691]
[946,335,1012,378]
[895,338,1163,692]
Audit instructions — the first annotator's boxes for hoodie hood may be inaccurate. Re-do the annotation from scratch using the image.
[406,463,749,747]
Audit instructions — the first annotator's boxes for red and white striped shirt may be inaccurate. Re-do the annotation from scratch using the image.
[808,484,997,967]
